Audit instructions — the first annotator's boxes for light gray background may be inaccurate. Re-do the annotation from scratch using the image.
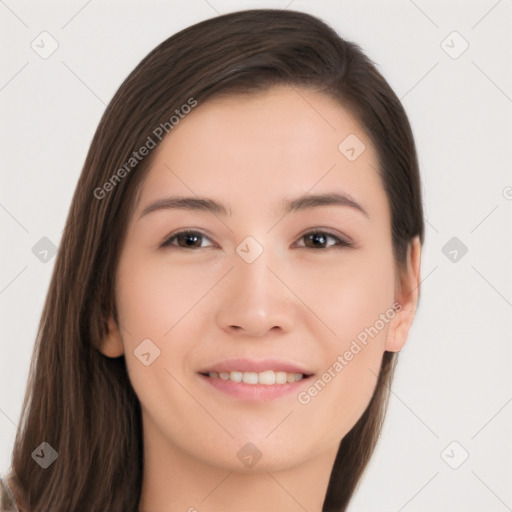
[1,1,511,510]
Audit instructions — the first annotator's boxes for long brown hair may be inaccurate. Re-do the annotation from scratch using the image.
[6,9,424,511]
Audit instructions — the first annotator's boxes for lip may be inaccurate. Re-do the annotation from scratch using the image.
[197,357,314,402]
[198,373,312,401]
[198,357,313,375]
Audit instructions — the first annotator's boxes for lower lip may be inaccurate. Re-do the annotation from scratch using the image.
[198,374,312,402]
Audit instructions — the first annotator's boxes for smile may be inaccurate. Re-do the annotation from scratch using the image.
[204,370,305,385]
[198,357,314,401]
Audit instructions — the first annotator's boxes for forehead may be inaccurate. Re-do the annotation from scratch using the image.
[133,85,388,224]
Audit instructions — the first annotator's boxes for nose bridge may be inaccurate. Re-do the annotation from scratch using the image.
[237,245,275,297]
[233,231,280,289]
[215,238,296,336]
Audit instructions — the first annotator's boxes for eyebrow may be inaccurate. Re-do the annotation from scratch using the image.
[138,192,369,220]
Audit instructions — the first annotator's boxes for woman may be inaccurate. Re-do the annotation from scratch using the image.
[2,8,423,511]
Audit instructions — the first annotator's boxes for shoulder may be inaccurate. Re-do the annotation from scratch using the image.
[0,475,21,512]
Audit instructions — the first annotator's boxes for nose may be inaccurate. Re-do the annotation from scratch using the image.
[214,246,297,338]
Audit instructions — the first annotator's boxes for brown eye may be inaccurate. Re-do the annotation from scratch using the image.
[298,231,351,250]
[161,230,213,249]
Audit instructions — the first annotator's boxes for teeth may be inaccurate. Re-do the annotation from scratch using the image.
[207,370,305,385]
[258,370,275,385]
[275,371,287,384]
[230,371,242,383]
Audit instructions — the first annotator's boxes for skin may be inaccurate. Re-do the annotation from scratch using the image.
[98,85,421,512]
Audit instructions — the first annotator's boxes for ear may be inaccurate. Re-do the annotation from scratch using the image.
[97,315,125,358]
[385,236,422,352]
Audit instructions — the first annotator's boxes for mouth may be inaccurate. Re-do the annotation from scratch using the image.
[199,370,312,385]
[197,358,314,401]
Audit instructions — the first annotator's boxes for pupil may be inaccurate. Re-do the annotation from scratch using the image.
[310,233,326,247]
[183,233,199,246]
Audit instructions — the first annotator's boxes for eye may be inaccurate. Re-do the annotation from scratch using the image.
[295,230,352,250]
[160,229,352,251]
[160,230,214,249]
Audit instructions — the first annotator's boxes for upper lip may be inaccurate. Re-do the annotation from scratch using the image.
[199,357,314,376]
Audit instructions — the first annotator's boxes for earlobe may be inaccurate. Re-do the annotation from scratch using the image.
[385,236,422,353]
[97,315,125,358]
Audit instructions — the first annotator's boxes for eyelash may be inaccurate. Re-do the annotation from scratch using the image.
[160,229,353,251]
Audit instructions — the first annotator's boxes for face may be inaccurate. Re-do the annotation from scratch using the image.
[103,85,412,473]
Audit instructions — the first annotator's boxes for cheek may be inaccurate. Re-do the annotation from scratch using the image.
[292,244,396,345]
[115,255,221,344]
[114,255,221,401]
[292,247,395,432]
